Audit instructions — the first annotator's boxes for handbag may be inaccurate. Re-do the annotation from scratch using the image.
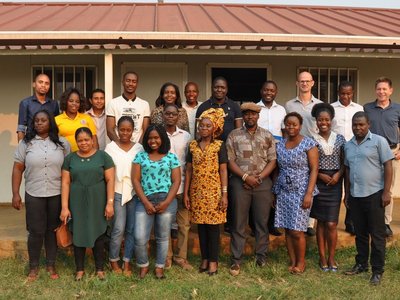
[55,223,72,248]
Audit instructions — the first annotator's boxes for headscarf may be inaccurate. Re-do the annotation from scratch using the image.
[198,108,225,138]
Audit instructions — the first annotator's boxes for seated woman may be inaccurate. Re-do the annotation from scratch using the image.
[132,124,181,280]
[310,103,346,272]
[105,116,144,275]
[55,87,98,151]
[273,112,319,274]
[12,109,70,281]
[60,127,114,281]
[150,82,190,133]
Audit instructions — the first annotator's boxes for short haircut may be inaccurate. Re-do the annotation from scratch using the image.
[338,81,353,91]
[122,71,139,81]
[90,88,105,99]
[34,73,50,82]
[212,76,228,87]
[59,87,86,113]
[117,115,134,129]
[184,81,199,92]
[284,111,303,125]
[75,127,93,140]
[155,82,182,108]
[163,103,179,112]
[142,124,171,154]
[261,80,278,90]
[352,111,369,123]
[311,102,335,120]
[375,77,392,88]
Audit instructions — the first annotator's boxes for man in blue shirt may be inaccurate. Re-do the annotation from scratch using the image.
[344,111,393,285]
[17,74,59,141]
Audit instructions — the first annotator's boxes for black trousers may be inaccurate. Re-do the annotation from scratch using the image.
[74,234,106,272]
[349,190,386,274]
[25,193,61,269]
[197,224,220,262]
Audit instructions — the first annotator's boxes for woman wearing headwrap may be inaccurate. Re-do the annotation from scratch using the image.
[183,108,228,276]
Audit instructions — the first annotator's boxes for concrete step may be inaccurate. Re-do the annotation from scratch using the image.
[1,200,399,259]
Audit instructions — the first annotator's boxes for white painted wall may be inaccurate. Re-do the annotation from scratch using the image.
[0,53,399,202]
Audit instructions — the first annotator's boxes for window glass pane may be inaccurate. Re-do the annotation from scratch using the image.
[75,66,84,93]
[329,68,339,103]
[65,67,74,90]
[85,67,96,99]
[54,67,64,102]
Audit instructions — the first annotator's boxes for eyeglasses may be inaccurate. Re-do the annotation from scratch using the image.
[164,112,178,117]
[298,80,313,84]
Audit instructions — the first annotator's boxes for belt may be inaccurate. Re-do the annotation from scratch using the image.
[389,144,398,149]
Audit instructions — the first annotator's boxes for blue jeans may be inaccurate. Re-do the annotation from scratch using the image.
[109,193,136,262]
[135,193,177,268]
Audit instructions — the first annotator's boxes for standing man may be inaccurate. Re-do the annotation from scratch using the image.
[226,102,276,276]
[285,71,322,236]
[86,88,106,150]
[196,76,243,233]
[331,81,363,235]
[163,104,192,270]
[344,111,393,285]
[17,73,59,141]
[182,82,203,140]
[256,80,286,236]
[364,77,400,237]
[106,71,150,143]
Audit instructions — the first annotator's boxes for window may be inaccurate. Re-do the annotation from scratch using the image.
[32,65,97,101]
[297,67,358,103]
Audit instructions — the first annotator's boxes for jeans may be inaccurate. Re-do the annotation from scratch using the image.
[135,193,177,268]
[109,193,136,262]
[25,193,61,269]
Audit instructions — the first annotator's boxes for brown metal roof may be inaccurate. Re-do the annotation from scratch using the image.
[0,2,399,49]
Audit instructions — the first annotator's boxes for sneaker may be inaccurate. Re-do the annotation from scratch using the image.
[173,257,193,270]
[306,227,316,236]
[229,264,240,276]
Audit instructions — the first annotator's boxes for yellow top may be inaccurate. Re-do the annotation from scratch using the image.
[55,112,97,152]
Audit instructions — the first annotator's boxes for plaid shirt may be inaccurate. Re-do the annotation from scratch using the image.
[226,126,276,175]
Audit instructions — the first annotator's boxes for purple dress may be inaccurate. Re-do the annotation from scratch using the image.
[273,137,318,231]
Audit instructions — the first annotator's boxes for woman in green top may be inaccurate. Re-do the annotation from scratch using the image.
[60,127,115,281]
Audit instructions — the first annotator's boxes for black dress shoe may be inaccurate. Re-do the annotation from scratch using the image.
[269,227,282,236]
[345,225,355,235]
[385,225,393,238]
[370,273,382,285]
[306,227,316,236]
[344,264,368,275]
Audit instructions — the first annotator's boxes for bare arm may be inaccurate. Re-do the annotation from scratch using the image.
[60,170,71,224]
[183,162,193,209]
[131,163,156,215]
[11,162,24,210]
[140,117,150,144]
[104,167,115,219]
[219,162,228,210]
[382,160,393,207]
[106,116,119,142]
[17,132,25,142]
[302,146,318,209]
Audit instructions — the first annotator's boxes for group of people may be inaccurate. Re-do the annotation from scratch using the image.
[11,70,399,286]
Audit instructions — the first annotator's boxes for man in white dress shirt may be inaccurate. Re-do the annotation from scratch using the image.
[331,81,363,235]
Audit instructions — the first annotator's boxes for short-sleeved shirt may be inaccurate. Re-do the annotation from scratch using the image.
[256,100,286,140]
[182,101,203,140]
[133,151,180,196]
[14,136,70,197]
[314,133,346,170]
[331,101,364,141]
[167,127,191,194]
[106,95,151,143]
[86,108,106,150]
[17,95,60,133]
[364,100,400,146]
[196,97,242,141]
[285,96,323,137]
[55,112,97,152]
[226,126,276,175]
[344,131,394,197]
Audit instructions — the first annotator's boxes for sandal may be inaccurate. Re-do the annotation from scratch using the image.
[96,271,106,280]
[27,268,39,282]
[75,271,85,281]
[46,265,59,279]
[329,265,339,272]
[110,261,122,274]
[319,262,329,272]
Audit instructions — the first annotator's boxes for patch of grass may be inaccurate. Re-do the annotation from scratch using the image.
[1,244,400,300]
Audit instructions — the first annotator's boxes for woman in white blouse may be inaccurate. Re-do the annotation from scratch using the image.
[105,116,143,275]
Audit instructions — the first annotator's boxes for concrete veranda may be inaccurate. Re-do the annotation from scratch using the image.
[1,199,399,258]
